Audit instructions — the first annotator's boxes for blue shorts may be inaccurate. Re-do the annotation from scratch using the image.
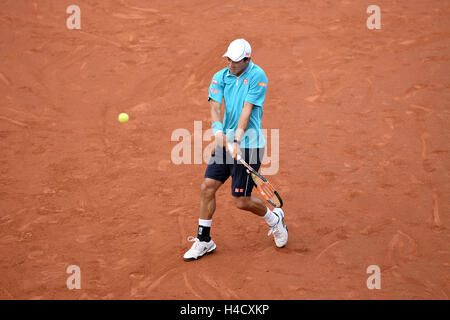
[205,147,264,197]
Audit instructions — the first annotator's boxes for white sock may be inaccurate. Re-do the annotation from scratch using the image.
[198,219,212,227]
[263,208,279,227]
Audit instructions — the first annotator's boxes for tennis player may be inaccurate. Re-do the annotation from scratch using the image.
[184,39,288,261]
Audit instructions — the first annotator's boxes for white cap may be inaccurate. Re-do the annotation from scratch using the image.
[222,39,252,62]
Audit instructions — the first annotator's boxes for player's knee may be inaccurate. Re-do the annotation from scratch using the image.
[234,197,251,210]
[200,180,218,198]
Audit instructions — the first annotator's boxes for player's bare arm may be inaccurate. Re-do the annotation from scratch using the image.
[210,98,222,124]
[230,101,254,159]
[210,99,229,150]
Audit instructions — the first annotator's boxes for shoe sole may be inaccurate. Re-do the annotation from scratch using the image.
[183,244,216,261]
[276,234,288,248]
[275,216,288,248]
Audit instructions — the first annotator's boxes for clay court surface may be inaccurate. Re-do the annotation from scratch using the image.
[0,0,449,299]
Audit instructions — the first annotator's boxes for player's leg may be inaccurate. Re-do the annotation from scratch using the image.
[233,196,288,248]
[199,178,222,221]
[233,195,266,216]
[231,148,288,247]
[197,178,222,242]
[197,146,231,241]
[231,148,266,215]
[184,147,230,261]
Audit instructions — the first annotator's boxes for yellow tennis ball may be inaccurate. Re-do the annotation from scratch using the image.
[118,113,129,123]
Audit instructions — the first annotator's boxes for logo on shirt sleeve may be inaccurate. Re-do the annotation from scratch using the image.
[258,82,268,87]
[212,79,218,85]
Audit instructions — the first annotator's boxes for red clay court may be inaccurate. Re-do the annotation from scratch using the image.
[0,0,449,299]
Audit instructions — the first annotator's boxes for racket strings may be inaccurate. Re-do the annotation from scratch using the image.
[260,186,281,207]
[252,174,279,204]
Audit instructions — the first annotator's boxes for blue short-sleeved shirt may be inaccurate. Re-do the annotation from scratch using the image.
[208,61,268,148]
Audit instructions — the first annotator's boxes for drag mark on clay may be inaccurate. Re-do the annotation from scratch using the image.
[0,116,27,127]
[386,230,418,266]
[202,274,240,299]
[183,272,203,299]
[304,68,322,103]
[420,132,429,158]
[130,276,152,297]
[6,107,47,121]
[431,194,442,230]
[144,272,170,295]
[78,30,123,48]
[130,268,174,297]
[177,215,187,248]
[409,104,433,114]
[120,0,160,13]
[314,240,344,262]
[0,71,11,86]
[420,132,438,173]
[167,207,188,249]
[201,274,226,298]
[112,13,147,20]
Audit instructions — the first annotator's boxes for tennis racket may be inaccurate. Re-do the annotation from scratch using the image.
[227,143,283,208]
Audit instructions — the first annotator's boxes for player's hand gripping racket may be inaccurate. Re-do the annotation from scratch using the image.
[227,143,283,208]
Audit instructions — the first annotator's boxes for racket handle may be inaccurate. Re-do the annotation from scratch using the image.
[227,142,242,161]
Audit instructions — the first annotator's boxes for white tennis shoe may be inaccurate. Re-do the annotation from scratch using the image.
[268,208,288,248]
[183,236,216,261]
